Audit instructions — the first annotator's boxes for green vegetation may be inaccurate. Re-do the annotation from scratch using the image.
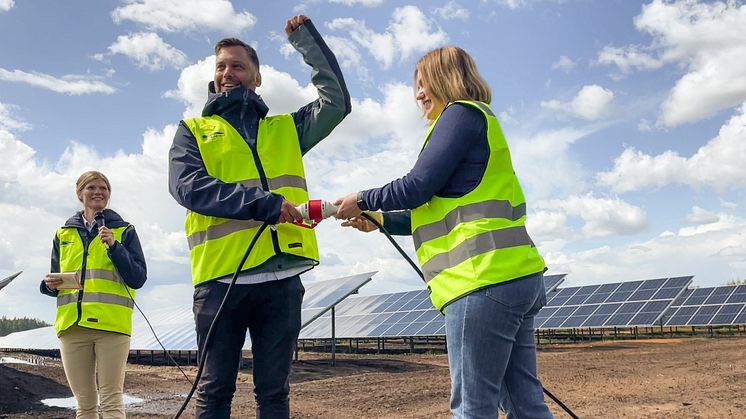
[0,316,50,337]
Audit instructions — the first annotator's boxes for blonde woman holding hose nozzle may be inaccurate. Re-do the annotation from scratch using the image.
[40,171,147,419]
[335,46,553,419]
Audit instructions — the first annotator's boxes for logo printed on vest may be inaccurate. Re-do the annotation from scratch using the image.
[288,242,303,249]
[87,318,99,323]
[202,132,225,141]
[60,241,73,246]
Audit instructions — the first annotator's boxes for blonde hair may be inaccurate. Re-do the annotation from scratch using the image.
[76,171,111,203]
[414,46,491,113]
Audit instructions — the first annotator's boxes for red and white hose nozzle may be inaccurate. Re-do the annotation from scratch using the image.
[294,199,338,228]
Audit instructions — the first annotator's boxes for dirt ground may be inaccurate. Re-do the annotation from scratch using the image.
[2,336,745,418]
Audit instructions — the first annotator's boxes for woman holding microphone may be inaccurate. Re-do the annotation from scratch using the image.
[40,171,147,419]
[335,47,553,418]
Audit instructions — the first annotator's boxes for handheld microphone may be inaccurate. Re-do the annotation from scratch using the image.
[94,211,109,248]
[94,211,105,228]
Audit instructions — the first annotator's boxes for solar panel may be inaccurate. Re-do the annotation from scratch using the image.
[536,276,692,329]
[301,274,569,339]
[661,285,746,327]
[300,289,444,340]
[543,274,567,294]
[0,272,376,351]
[300,272,375,328]
[0,271,22,292]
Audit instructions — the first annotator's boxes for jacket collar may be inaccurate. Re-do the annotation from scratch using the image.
[63,208,127,229]
[202,82,269,120]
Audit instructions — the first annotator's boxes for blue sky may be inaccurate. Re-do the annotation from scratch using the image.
[1,0,745,323]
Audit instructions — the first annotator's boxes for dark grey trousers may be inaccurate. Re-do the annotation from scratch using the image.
[192,276,304,419]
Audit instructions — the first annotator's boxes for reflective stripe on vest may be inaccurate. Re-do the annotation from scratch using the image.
[183,114,319,286]
[57,292,135,309]
[411,100,545,312]
[55,225,136,336]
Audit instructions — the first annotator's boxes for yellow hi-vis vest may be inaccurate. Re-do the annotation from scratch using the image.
[55,226,135,336]
[411,101,546,312]
[183,114,319,286]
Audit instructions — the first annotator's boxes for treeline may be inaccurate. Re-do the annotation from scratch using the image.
[0,316,50,337]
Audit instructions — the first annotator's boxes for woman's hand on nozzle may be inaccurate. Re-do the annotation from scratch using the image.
[333,193,363,219]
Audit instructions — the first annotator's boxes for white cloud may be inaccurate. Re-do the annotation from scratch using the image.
[597,0,746,127]
[0,59,435,322]
[106,32,188,71]
[686,206,719,225]
[497,0,527,10]
[329,0,383,6]
[541,84,616,120]
[164,54,321,119]
[111,0,257,33]
[720,199,738,211]
[509,126,599,201]
[434,1,470,20]
[163,56,213,118]
[0,120,189,322]
[318,36,369,81]
[526,210,570,241]
[596,45,662,77]
[544,214,746,288]
[659,47,746,127]
[327,6,448,68]
[598,103,746,193]
[498,107,518,125]
[0,68,116,95]
[0,0,14,12]
[537,194,648,238]
[551,55,576,73]
[0,103,30,132]
[327,18,396,68]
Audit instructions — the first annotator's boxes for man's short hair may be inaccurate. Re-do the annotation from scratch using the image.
[214,38,259,69]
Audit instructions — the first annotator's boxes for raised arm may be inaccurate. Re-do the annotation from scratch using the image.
[287,17,351,154]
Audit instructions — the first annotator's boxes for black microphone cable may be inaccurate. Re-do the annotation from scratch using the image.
[95,211,194,385]
[173,221,270,418]
[359,212,579,419]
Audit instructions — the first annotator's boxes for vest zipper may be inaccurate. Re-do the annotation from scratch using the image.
[75,228,90,326]
[240,90,281,256]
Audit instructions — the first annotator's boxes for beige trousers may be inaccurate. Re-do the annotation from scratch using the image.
[59,325,130,419]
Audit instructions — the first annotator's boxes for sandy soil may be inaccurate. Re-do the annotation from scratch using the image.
[2,336,745,418]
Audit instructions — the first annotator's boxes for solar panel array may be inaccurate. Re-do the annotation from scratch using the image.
[661,285,746,326]
[301,289,442,339]
[300,274,568,339]
[0,272,376,351]
[534,276,692,329]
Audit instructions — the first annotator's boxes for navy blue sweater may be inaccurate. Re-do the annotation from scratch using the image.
[363,103,489,235]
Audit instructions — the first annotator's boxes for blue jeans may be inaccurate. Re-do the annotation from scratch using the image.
[446,273,553,419]
[192,276,305,419]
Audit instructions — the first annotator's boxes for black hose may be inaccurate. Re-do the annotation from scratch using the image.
[108,241,193,386]
[122,286,193,386]
[359,212,579,419]
[173,222,270,418]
